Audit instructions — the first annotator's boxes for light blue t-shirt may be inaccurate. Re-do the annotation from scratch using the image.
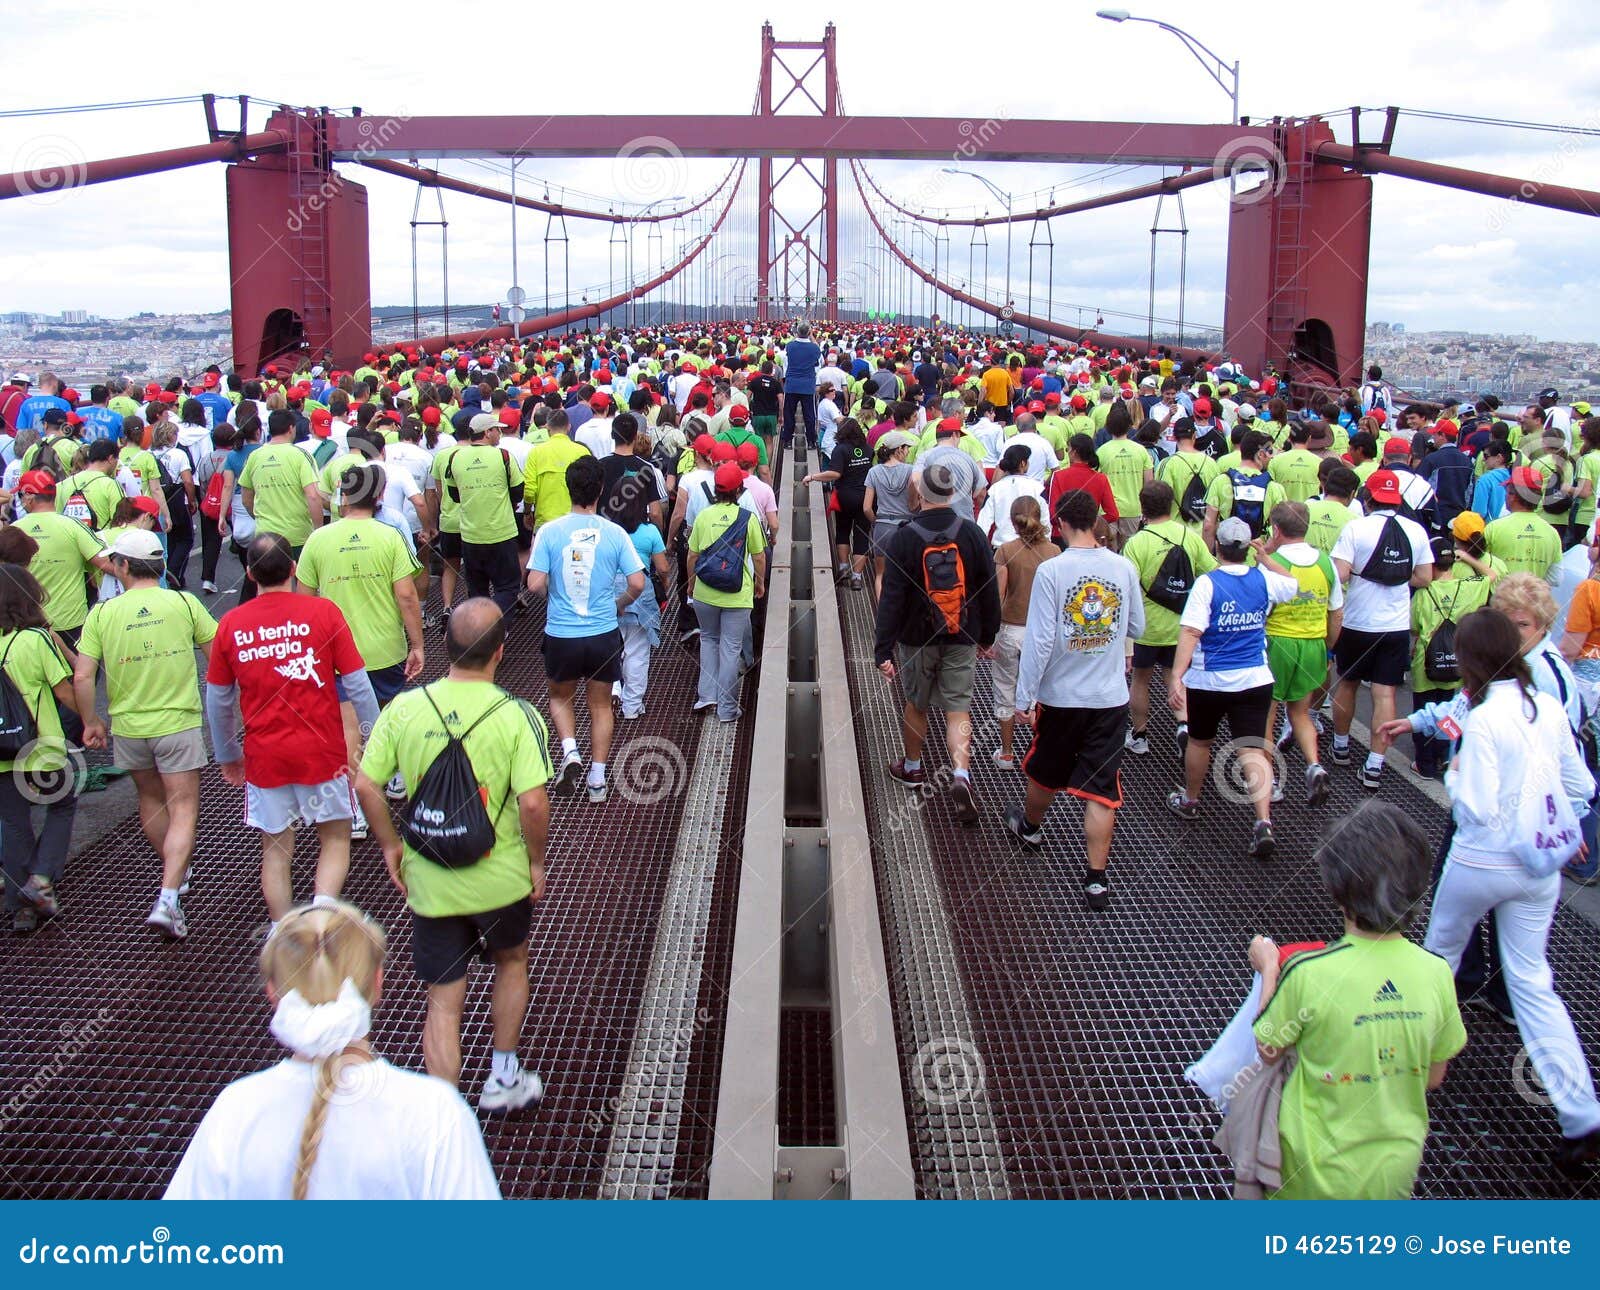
[77,406,123,443]
[532,510,645,639]
[15,393,69,431]
[620,523,666,627]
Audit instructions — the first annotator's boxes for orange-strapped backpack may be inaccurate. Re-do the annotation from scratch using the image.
[921,537,967,636]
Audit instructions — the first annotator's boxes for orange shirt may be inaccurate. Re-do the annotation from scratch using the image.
[1565,578,1600,659]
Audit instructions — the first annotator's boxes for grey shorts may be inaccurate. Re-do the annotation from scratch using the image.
[245,776,356,835]
[869,520,903,558]
[898,641,977,713]
[115,727,207,774]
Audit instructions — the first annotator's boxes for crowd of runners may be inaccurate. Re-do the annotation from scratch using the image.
[1,321,1598,1197]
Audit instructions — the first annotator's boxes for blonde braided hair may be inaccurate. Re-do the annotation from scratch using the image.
[259,901,386,1201]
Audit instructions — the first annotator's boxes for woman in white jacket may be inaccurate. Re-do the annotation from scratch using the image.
[1423,607,1600,1175]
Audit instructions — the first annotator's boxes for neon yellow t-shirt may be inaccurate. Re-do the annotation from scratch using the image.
[17,511,104,631]
[77,586,217,737]
[0,627,71,774]
[689,502,767,609]
[239,441,318,547]
[443,444,523,544]
[1098,437,1152,518]
[296,517,420,671]
[528,434,591,529]
[359,679,552,918]
[1123,519,1216,646]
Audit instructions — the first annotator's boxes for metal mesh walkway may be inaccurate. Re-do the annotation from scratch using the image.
[0,595,754,1200]
[836,586,1600,1200]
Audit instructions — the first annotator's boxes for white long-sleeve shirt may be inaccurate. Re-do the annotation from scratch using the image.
[1015,546,1145,712]
[1446,680,1593,869]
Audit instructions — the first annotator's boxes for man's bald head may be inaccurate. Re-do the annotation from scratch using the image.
[446,597,506,670]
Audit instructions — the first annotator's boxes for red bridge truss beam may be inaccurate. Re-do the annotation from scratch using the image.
[1315,143,1600,217]
[0,131,288,200]
[356,156,736,224]
[850,162,1221,361]
[325,116,1273,165]
[407,162,748,352]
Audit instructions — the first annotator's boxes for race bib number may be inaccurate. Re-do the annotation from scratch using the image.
[561,526,601,615]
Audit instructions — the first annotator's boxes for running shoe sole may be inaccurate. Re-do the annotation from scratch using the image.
[949,778,980,825]
[1003,805,1044,848]
[554,756,584,797]
[1306,768,1331,809]
[1249,827,1276,861]
[480,1071,545,1113]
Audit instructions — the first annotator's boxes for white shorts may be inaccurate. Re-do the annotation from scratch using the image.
[245,776,356,835]
[991,623,1027,718]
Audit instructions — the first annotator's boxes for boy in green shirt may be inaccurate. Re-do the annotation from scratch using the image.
[238,410,323,550]
[1484,468,1564,584]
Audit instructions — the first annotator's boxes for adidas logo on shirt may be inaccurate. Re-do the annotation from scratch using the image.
[135,607,152,618]
[1373,979,1403,1003]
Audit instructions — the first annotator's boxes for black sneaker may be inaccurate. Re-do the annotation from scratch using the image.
[1555,1127,1600,1178]
[1082,871,1110,912]
[1305,764,1330,809]
[1359,762,1383,792]
[1330,743,1351,767]
[1003,803,1043,848]
[948,776,980,826]
[1175,722,1189,767]
[1462,994,1516,1027]
[1249,819,1276,861]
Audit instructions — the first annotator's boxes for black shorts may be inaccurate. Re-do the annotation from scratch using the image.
[1333,627,1409,688]
[515,521,533,552]
[1022,702,1126,807]
[411,896,533,985]
[543,628,623,684]
[1131,641,1176,670]
[437,529,462,561]
[1184,682,1273,743]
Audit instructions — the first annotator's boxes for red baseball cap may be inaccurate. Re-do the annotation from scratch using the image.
[1026,400,1046,414]
[498,407,521,428]
[735,441,759,466]
[711,441,737,464]
[203,372,219,388]
[1119,384,1135,399]
[937,416,962,433]
[158,391,178,404]
[713,462,744,492]
[144,382,162,397]
[420,406,441,427]
[1366,469,1404,505]
[589,392,612,410]
[728,404,750,424]
[1510,465,1545,493]
[66,411,83,425]
[18,469,56,497]
[130,495,161,517]
[1383,435,1412,456]
[1029,377,1043,390]
[1044,391,1062,405]
[693,433,718,457]
[1070,394,1088,412]
[1369,408,1388,426]
[1193,398,1212,417]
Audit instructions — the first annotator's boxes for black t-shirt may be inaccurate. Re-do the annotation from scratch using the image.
[747,374,781,417]
[831,442,873,501]
[598,453,665,532]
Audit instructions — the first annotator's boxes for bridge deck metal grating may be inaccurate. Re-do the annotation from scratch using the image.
[0,589,753,1200]
[837,583,1600,1200]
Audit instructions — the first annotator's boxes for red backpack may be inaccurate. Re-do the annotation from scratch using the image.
[199,470,227,520]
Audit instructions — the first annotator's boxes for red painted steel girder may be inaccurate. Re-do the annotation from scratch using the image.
[0,130,287,200]
[325,116,1272,165]
[850,163,1221,361]
[356,156,735,223]
[858,163,1227,227]
[1316,143,1600,217]
[408,163,746,351]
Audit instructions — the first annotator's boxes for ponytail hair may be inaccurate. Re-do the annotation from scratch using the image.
[259,901,386,1201]
[1011,494,1048,546]
[1068,433,1098,470]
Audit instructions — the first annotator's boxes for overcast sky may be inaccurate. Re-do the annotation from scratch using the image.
[2,0,1598,341]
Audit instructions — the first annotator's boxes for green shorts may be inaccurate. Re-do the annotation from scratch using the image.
[1267,634,1328,703]
[898,641,976,713]
[751,415,779,438]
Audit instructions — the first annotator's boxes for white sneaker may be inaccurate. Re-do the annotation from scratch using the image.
[178,865,192,897]
[384,773,406,801]
[1124,730,1150,756]
[587,780,609,804]
[479,1068,544,1113]
[351,810,369,842]
[1271,778,1284,804]
[554,750,584,796]
[146,896,188,940]
[201,580,218,594]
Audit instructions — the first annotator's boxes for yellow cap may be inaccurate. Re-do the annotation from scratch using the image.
[1450,511,1486,542]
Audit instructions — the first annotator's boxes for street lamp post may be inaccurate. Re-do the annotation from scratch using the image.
[943,168,1013,330]
[1096,10,1240,124]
